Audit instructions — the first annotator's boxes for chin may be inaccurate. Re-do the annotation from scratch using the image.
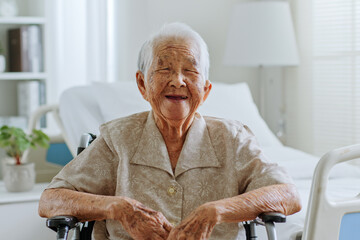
[164,111,192,121]
[166,115,188,121]
[161,108,189,119]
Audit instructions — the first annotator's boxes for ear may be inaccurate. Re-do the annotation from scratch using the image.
[136,71,148,101]
[201,80,212,104]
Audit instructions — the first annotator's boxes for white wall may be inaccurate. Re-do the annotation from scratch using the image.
[115,0,259,94]
[114,0,305,148]
[285,0,314,154]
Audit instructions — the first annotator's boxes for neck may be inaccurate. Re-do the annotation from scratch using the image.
[153,113,195,146]
[153,112,195,172]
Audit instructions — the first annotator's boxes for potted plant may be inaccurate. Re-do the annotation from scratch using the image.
[0,125,50,192]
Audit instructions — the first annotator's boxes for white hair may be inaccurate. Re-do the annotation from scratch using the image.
[137,22,210,80]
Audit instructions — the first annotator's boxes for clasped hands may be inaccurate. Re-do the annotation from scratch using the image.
[114,197,218,240]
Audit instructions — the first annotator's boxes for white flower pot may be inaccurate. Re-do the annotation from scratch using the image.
[3,161,35,192]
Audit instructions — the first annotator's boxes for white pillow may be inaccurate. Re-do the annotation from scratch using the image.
[198,82,282,147]
[59,85,104,154]
[94,81,151,122]
[95,81,281,147]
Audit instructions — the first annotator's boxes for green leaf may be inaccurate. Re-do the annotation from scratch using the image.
[0,125,50,162]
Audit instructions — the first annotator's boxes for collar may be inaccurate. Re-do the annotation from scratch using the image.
[130,111,220,178]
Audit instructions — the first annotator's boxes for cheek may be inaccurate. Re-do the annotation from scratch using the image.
[146,74,168,103]
[147,74,162,94]
[188,81,205,100]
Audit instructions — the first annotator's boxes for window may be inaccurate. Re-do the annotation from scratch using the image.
[313,0,360,155]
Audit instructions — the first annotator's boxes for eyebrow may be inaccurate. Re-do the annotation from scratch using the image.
[157,58,164,66]
[190,57,199,67]
[157,54,199,67]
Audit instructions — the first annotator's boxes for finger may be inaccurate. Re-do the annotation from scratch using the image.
[167,228,180,240]
[153,212,173,233]
[183,219,199,234]
[202,223,215,240]
[178,233,187,240]
[162,220,173,232]
[145,217,171,239]
[153,229,170,240]
[182,220,212,240]
[136,203,157,214]
[204,225,213,239]
[154,225,171,240]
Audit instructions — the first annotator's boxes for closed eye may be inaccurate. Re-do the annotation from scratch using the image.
[158,68,170,71]
[185,69,199,74]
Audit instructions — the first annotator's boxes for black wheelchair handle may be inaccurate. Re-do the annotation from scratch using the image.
[47,216,79,240]
[260,212,286,223]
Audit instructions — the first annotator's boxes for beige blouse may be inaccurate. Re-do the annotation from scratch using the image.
[47,111,293,239]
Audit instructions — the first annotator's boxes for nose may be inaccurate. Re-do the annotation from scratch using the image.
[169,72,186,88]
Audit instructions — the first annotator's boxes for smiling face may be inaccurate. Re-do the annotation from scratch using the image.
[136,38,211,124]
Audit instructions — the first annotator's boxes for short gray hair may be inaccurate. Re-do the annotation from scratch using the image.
[137,22,210,80]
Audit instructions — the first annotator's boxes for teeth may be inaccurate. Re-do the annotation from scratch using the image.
[166,95,187,100]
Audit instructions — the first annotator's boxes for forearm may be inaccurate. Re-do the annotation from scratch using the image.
[211,183,301,224]
[38,188,123,222]
[39,188,173,239]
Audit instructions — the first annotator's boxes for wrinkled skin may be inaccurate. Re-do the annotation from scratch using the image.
[112,197,173,240]
[167,184,301,240]
[167,204,218,240]
[39,189,173,240]
[39,184,301,240]
[136,37,212,171]
[137,38,211,124]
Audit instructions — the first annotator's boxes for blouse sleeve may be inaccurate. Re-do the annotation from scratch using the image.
[234,125,294,194]
[46,134,118,196]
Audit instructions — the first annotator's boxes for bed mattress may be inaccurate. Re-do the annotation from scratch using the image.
[256,147,360,240]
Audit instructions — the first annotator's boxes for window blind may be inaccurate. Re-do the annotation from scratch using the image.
[313,0,360,156]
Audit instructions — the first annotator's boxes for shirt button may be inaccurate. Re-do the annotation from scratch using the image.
[167,186,177,196]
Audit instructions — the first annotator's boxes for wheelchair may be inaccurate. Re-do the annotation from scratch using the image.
[46,134,286,240]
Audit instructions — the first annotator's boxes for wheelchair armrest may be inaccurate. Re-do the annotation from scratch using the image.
[244,212,286,240]
[259,212,286,223]
[47,215,80,240]
[258,213,286,240]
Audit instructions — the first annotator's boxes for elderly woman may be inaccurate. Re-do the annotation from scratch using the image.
[39,23,301,240]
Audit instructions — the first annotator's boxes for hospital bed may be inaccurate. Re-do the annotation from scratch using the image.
[35,81,360,239]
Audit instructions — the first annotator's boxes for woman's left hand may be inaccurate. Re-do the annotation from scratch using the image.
[167,203,218,240]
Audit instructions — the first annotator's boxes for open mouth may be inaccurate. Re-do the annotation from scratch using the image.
[165,95,188,100]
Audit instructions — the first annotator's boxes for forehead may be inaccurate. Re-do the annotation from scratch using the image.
[153,38,200,65]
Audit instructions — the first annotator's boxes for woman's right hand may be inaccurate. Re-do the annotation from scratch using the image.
[108,196,173,240]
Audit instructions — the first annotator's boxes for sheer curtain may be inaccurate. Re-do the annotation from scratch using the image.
[46,0,118,104]
[313,0,360,155]
[86,0,118,83]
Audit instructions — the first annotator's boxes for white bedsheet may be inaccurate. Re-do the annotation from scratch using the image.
[269,178,360,240]
[255,146,360,240]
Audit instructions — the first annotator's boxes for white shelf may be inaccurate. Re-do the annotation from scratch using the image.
[0,72,47,80]
[0,181,48,204]
[0,16,45,25]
